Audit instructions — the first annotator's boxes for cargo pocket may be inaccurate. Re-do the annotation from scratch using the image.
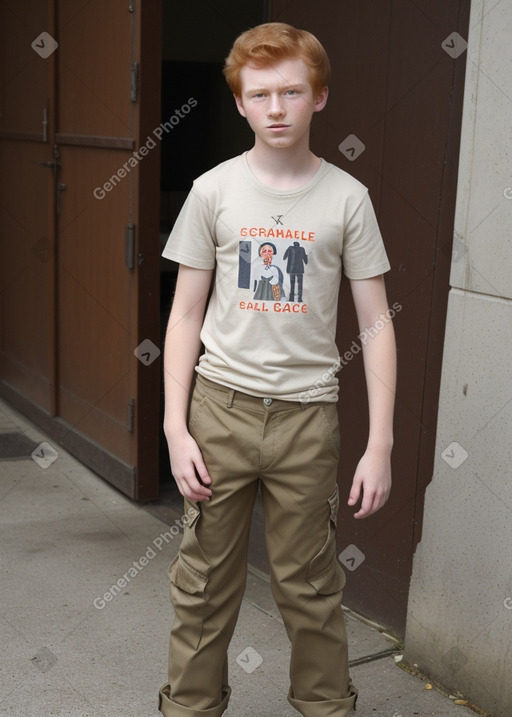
[168,500,209,651]
[305,486,346,595]
[169,553,208,651]
[179,498,203,555]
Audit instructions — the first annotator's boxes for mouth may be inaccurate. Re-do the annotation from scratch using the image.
[268,124,290,129]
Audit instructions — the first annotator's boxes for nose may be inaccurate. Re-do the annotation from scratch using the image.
[267,93,285,118]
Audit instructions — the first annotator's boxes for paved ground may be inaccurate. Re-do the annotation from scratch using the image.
[0,397,479,716]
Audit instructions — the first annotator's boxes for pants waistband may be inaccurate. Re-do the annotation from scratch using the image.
[195,373,317,412]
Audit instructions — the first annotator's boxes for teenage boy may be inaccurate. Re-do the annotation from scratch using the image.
[159,22,396,717]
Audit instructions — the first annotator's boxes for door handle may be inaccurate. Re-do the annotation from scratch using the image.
[34,159,60,169]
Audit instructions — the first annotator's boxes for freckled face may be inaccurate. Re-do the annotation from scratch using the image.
[235,57,328,150]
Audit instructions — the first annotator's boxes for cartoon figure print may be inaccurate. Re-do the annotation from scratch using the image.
[283,241,308,303]
[253,242,284,301]
[238,238,309,304]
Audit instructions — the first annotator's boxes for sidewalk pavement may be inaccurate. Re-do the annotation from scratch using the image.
[0,397,478,717]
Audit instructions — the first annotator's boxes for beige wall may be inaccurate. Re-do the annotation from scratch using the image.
[404,2,512,715]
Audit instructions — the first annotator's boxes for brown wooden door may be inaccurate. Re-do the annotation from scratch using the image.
[0,0,161,500]
[0,0,56,416]
[269,0,471,634]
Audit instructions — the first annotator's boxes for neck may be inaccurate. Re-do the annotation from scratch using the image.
[247,136,320,190]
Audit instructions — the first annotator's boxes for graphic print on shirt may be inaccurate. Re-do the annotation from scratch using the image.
[237,218,315,313]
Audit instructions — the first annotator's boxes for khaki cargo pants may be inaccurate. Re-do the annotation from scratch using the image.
[159,375,358,717]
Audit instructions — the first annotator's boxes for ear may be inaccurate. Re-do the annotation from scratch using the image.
[234,94,247,118]
[313,86,329,113]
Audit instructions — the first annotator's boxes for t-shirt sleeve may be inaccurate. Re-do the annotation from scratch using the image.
[342,191,391,279]
[161,183,217,270]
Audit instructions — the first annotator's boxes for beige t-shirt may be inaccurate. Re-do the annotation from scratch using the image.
[162,152,390,402]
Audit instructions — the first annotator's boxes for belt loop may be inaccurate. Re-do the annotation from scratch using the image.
[226,389,235,408]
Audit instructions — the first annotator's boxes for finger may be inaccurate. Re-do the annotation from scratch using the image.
[176,475,212,502]
[187,470,212,498]
[347,476,362,505]
[353,490,376,519]
[175,464,212,501]
[354,488,389,519]
[193,457,212,486]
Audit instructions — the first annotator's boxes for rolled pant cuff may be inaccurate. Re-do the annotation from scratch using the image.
[159,683,231,717]
[287,685,358,717]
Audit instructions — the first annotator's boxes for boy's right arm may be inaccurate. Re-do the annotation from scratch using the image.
[163,264,214,502]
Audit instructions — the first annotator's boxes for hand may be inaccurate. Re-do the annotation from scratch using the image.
[347,447,392,519]
[165,430,212,502]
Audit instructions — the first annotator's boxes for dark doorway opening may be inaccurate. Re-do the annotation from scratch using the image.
[154,2,269,572]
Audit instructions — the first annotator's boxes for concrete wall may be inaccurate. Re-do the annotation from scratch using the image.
[404,2,512,715]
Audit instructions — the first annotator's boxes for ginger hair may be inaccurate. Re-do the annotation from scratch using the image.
[223,22,330,97]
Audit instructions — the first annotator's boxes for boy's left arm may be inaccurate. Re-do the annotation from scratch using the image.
[348,275,397,519]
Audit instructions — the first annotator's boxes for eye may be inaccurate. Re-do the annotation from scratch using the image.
[285,89,298,96]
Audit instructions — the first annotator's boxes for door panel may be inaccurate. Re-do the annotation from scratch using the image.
[0,0,161,500]
[0,142,54,409]
[0,0,55,413]
[57,0,134,139]
[53,0,160,497]
[0,0,51,137]
[56,0,136,472]
[57,145,134,463]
